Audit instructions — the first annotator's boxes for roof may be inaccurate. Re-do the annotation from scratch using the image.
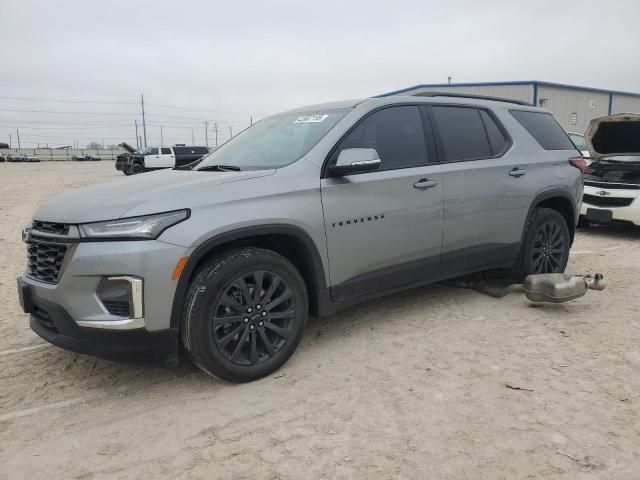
[377,81,640,99]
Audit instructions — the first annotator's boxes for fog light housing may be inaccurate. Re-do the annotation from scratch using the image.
[97,276,143,319]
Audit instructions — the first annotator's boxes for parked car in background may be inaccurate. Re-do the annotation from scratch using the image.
[18,93,583,382]
[568,132,591,160]
[581,113,640,226]
[7,154,26,162]
[24,154,40,163]
[72,154,101,161]
[115,145,209,174]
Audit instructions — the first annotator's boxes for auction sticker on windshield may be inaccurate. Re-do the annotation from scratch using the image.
[293,114,328,124]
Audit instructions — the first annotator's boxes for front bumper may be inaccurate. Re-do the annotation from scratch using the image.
[18,239,191,362]
[580,185,640,225]
[20,278,178,362]
[115,161,130,171]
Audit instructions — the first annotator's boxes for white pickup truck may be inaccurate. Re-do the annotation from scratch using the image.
[115,145,210,174]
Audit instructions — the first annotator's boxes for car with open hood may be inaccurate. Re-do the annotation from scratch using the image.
[580,113,640,226]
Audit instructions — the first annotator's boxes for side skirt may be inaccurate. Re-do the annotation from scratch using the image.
[316,243,519,317]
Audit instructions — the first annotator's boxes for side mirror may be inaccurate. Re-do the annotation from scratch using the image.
[328,148,381,176]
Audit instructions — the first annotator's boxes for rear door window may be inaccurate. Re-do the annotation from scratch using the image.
[161,148,172,154]
[510,110,575,150]
[431,106,491,161]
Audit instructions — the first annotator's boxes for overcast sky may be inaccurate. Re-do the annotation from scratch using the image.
[1,0,639,148]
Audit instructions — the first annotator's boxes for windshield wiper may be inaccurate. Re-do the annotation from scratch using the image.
[196,164,242,172]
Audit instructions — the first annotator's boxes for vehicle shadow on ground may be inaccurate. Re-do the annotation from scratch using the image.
[578,223,639,240]
[32,282,456,396]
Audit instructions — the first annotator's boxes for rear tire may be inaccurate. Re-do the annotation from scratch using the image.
[122,166,132,176]
[514,208,570,280]
[181,248,308,382]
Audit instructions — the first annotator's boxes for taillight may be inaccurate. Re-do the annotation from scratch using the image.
[569,157,588,173]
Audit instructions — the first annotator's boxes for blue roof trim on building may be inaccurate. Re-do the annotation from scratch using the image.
[377,81,640,99]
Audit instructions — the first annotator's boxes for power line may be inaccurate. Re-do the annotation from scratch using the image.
[0,123,133,130]
[0,108,139,115]
[0,95,138,105]
[145,102,265,116]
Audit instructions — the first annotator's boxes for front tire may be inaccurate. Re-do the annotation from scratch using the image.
[181,248,308,382]
[514,207,570,280]
[130,163,144,174]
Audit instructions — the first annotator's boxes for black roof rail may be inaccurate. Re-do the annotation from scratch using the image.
[411,91,533,106]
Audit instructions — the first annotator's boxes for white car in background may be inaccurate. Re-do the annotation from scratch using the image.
[568,132,591,160]
[580,113,640,226]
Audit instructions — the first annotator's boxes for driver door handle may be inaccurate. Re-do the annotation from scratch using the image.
[413,178,438,190]
[509,167,527,178]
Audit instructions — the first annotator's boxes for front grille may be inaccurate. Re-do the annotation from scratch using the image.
[583,194,634,207]
[585,180,640,190]
[102,300,131,317]
[32,220,70,236]
[26,236,69,284]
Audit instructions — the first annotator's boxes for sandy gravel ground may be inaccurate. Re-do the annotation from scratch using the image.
[0,162,639,479]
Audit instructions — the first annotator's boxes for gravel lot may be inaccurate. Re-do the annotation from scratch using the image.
[1,162,639,479]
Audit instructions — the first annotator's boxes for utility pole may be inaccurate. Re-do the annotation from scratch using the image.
[9,133,11,148]
[191,129,195,146]
[16,128,21,149]
[250,116,253,126]
[229,126,233,139]
[204,121,209,148]
[160,125,164,146]
[214,122,218,147]
[135,120,139,149]
[141,94,148,147]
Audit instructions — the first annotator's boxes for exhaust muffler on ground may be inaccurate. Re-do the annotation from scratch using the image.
[456,273,606,303]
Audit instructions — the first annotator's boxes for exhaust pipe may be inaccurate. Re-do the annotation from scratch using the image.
[451,273,606,303]
[523,273,606,303]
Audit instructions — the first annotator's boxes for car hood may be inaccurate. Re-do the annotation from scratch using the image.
[119,142,136,153]
[34,168,275,223]
[585,113,640,160]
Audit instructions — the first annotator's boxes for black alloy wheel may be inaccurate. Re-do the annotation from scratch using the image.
[182,248,308,382]
[530,221,567,273]
[212,270,296,366]
[515,207,571,279]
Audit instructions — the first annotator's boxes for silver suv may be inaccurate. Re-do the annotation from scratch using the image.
[17,94,584,382]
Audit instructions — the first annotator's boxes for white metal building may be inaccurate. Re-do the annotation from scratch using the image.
[379,81,640,134]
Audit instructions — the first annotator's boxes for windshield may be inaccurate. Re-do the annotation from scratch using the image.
[138,147,152,155]
[569,133,588,151]
[195,108,349,170]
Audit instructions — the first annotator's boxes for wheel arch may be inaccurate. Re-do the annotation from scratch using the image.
[170,224,328,329]
[525,189,577,245]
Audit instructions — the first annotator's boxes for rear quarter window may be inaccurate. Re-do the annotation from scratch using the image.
[510,110,575,150]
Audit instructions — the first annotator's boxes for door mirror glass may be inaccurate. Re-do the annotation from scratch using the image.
[329,148,381,176]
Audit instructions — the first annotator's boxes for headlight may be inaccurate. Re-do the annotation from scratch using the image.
[78,210,189,240]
